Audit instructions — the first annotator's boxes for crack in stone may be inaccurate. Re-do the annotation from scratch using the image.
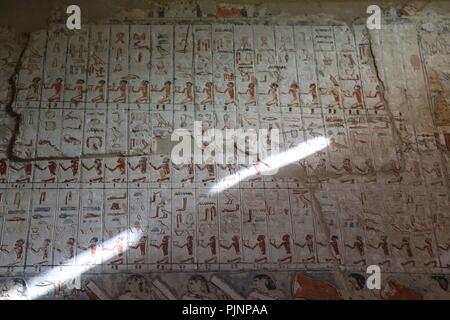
[416,30,450,191]
[8,141,173,162]
[5,32,30,163]
[309,186,352,298]
[366,28,408,173]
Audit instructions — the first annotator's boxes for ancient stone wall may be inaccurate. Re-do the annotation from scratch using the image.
[1,1,450,300]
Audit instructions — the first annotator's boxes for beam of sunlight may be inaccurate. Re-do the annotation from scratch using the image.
[211,137,329,193]
[8,229,141,300]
